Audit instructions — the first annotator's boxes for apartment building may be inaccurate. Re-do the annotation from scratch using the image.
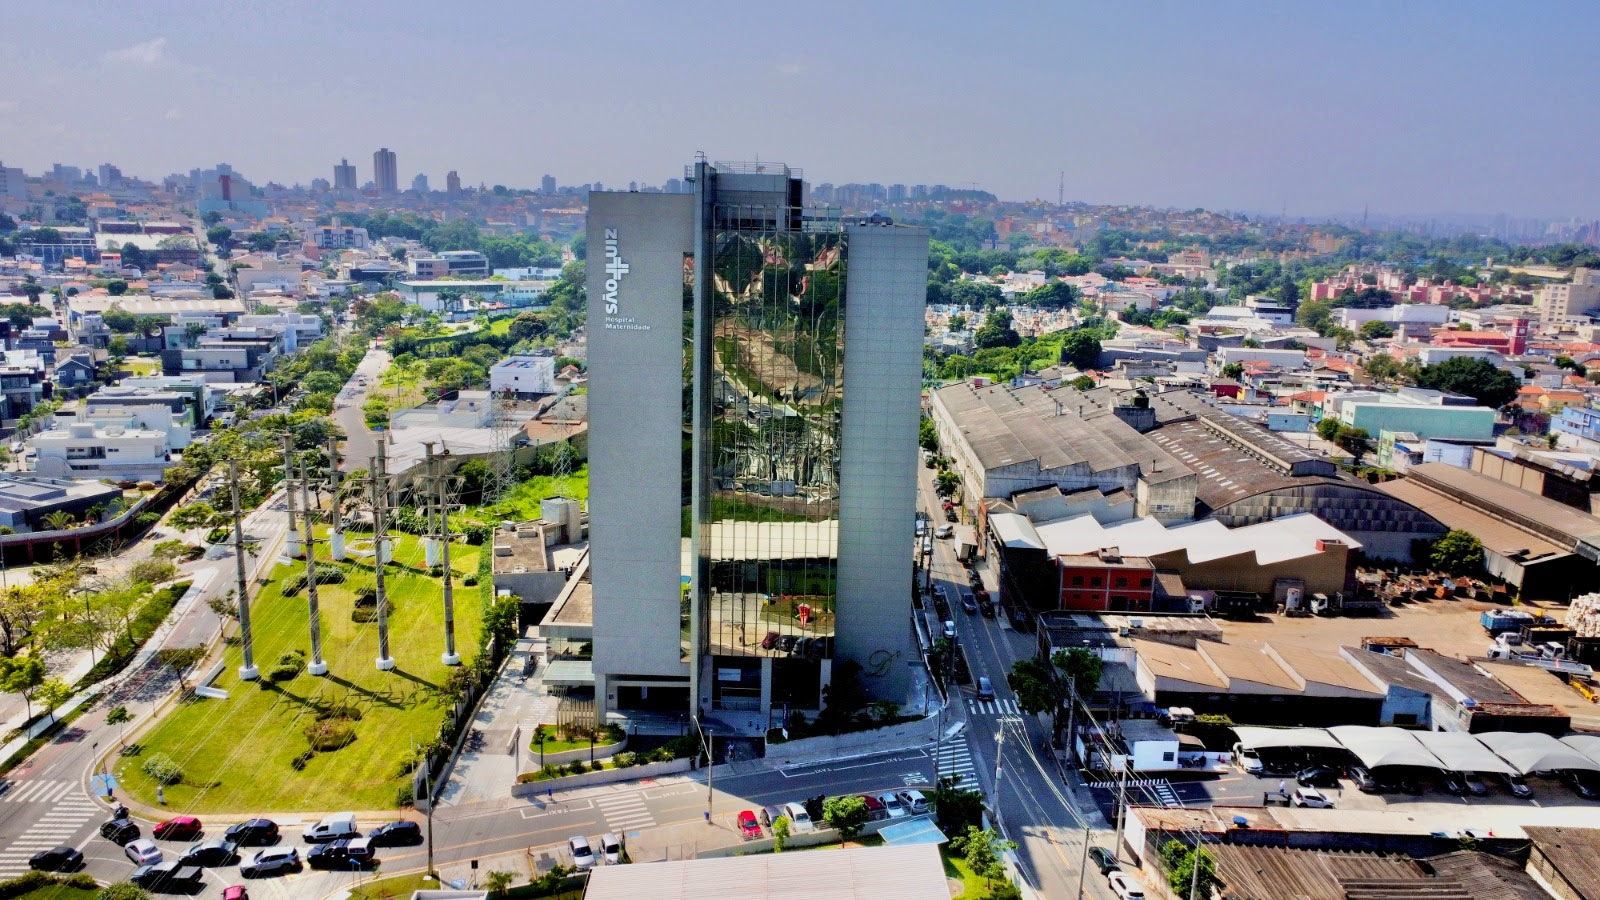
[32,422,169,482]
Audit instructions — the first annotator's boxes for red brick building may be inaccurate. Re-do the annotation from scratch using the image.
[1057,549,1155,612]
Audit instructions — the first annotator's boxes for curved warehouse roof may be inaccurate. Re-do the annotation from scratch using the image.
[1230,726,1342,752]
[1328,726,1445,770]
[1477,731,1600,775]
[1412,730,1516,775]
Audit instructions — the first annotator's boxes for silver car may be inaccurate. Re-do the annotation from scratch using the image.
[241,847,300,877]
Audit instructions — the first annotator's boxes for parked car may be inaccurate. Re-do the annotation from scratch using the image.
[978,597,996,618]
[224,819,279,846]
[1234,746,1264,775]
[960,593,979,615]
[858,794,888,822]
[1461,772,1488,796]
[1296,766,1341,788]
[1292,787,1334,808]
[368,820,422,847]
[781,802,816,832]
[976,676,996,702]
[1108,871,1147,899]
[600,833,621,864]
[1088,846,1120,875]
[302,812,357,842]
[897,790,930,816]
[222,887,249,900]
[875,793,908,819]
[102,819,141,846]
[737,810,762,839]
[777,635,799,654]
[28,845,82,872]
[1562,771,1600,800]
[179,840,238,868]
[125,840,163,866]
[153,816,203,841]
[1348,766,1381,793]
[760,631,780,650]
[308,838,374,870]
[240,847,301,878]
[131,861,204,891]
[1440,771,1471,796]
[943,620,957,641]
[568,836,595,870]
[935,524,954,538]
[1498,772,1534,798]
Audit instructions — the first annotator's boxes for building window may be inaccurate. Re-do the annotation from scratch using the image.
[1071,575,1083,586]
[1090,576,1102,586]
[1114,577,1127,587]
[1139,578,1151,588]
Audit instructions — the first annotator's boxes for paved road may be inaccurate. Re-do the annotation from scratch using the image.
[917,464,1117,900]
[333,347,390,472]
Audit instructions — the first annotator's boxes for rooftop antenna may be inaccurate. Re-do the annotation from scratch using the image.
[1059,171,1065,208]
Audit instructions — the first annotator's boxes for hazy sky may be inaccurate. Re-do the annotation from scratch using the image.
[3,1,1595,219]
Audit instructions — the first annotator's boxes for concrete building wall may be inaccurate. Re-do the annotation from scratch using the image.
[586,192,696,691]
[1343,403,1495,442]
[835,224,928,706]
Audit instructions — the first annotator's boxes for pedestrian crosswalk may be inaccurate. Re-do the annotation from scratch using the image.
[1152,781,1181,807]
[0,783,99,876]
[967,698,1020,716]
[1085,777,1183,807]
[935,738,977,788]
[1087,777,1171,790]
[595,792,654,832]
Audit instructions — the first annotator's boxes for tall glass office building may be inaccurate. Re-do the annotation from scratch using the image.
[588,160,927,723]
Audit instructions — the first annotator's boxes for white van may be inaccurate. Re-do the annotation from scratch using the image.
[302,812,358,842]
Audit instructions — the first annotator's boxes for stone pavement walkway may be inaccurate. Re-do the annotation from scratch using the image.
[435,635,553,807]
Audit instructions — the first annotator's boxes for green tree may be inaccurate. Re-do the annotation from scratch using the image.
[0,655,46,719]
[107,704,132,746]
[205,225,232,247]
[772,815,790,852]
[823,795,870,840]
[1069,375,1095,390]
[107,279,129,296]
[973,309,1020,349]
[936,470,960,496]
[1220,362,1244,379]
[930,774,985,835]
[485,870,515,896]
[1364,354,1400,382]
[1415,357,1521,408]
[1059,330,1102,369]
[37,677,72,718]
[1430,529,1484,576]
[1359,320,1394,340]
[919,418,939,452]
[167,501,223,532]
[1023,281,1079,309]
[949,826,1016,887]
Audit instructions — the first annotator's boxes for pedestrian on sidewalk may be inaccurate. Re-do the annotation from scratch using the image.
[157,786,166,805]
[1278,780,1287,797]
[547,787,553,803]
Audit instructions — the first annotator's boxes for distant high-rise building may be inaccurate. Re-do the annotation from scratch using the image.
[446,171,462,195]
[98,164,123,188]
[333,158,357,191]
[0,162,25,199]
[540,174,556,194]
[373,148,398,194]
[586,158,928,721]
[888,183,907,202]
[411,173,429,193]
[663,178,683,194]
[48,164,82,184]
[310,177,331,192]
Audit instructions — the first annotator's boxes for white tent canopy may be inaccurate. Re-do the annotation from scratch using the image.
[1478,731,1600,775]
[1412,730,1516,775]
[1327,726,1446,770]
[1560,735,1600,768]
[1231,726,1342,752]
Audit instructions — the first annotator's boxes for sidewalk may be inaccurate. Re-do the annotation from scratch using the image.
[435,636,554,807]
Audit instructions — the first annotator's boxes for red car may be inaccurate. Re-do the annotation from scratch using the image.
[223,888,249,900]
[760,631,780,650]
[153,816,203,841]
[737,810,762,840]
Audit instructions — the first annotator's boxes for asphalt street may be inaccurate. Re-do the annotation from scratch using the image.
[332,346,389,473]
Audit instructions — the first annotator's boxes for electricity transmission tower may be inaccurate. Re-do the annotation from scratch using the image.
[423,442,461,666]
[486,387,517,507]
[299,458,329,677]
[370,439,395,671]
[229,460,258,681]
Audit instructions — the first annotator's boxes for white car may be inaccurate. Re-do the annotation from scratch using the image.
[876,793,908,819]
[1292,787,1334,808]
[1238,748,1264,774]
[896,789,929,816]
[568,836,595,870]
[124,839,162,865]
[600,833,621,864]
[1108,871,1147,899]
[935,523,954,538]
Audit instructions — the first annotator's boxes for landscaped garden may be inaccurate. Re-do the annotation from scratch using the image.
[114,544,488,813]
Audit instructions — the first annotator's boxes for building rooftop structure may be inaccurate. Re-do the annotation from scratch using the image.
[1524,826,1600,900]
[580,842,949,900]
[1030,511,1358,567]
[1208,845,1430,900]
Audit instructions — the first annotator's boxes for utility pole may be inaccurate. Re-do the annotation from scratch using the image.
[326,435,344,561]
[300,460,328,676]
[372,442,394,671]
[230,460,257,680]
[282,434,300,558]
[1076,827,1092,899]
[425,442,460,666]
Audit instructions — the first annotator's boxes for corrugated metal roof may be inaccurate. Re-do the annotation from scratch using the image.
[580,843,949,900]
[1525,826,1600,898]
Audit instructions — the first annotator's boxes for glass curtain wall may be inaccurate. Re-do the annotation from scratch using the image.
[695,217,845,711]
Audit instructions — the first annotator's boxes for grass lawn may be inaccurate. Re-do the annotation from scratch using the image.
[468,466,588,521]
[942,849,987,899]
[12,888,98,900]
[320,525,480,578]
[487,316,516,337]
[115,556,484,814]
[126,356,163,376]
[347,871,435,898]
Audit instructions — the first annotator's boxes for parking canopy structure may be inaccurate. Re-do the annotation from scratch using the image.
[1478,731,1600,775]
[1327,726,1445,770]
[1559,735,1600,767]
[1231,726,1342,752]
[1412,730,1517,775]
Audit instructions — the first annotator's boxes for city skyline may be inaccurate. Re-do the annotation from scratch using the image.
[2,1,1597,220]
